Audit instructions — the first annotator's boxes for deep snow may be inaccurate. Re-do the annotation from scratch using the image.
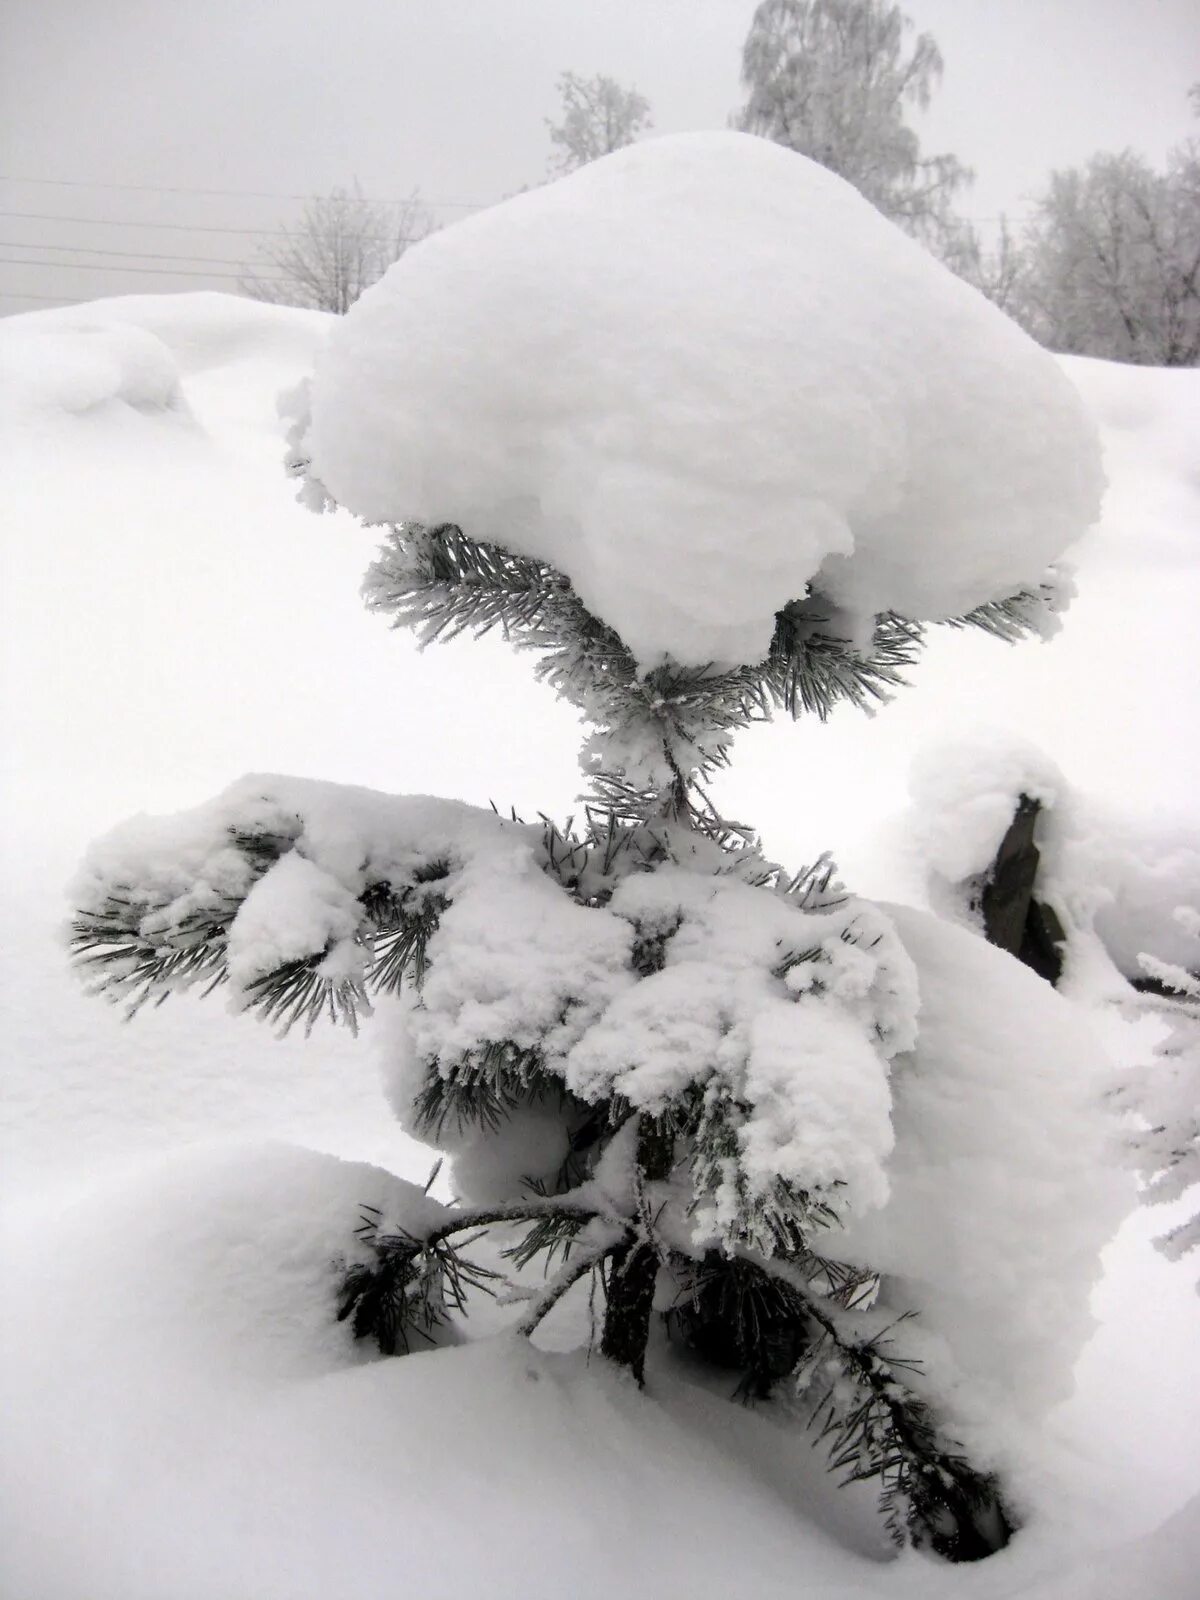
[303,134,1100,669]
[1,290,1197,1599]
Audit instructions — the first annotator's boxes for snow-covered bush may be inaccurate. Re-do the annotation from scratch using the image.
[73,133,1121,1562]
[900,733,1198,1277]
[904,731,1200,978]
[1129,910,1200,1274]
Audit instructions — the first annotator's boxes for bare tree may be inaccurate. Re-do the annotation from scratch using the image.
[733,0,971,259]
[546,72,652,174]
[952,217,1030,321]
[243,185,432,315]
[1020,145,1200,366]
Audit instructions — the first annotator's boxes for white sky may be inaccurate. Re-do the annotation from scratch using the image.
[1,0,1196,313]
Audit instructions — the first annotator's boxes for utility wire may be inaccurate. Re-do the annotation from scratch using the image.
[1,239,284,268]
[0,174,487,208]
[0,256,288,283]
[0,209,428,242]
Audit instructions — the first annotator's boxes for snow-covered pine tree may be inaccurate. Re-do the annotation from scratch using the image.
[70,134,1119,1563]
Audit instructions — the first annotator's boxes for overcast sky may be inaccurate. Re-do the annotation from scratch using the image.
[1,0,1196,314]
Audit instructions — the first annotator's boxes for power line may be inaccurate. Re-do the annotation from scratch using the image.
[0,209,428,243]
[0,290,73,303]
[1,239,277,269]
[0,256,285,283]
[0,173,487,209]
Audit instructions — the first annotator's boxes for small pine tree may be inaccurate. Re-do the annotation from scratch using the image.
[67,514,1062,1559]
[69,135,1106,1564]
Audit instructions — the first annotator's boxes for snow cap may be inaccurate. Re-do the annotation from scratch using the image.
[307,132,1103,670]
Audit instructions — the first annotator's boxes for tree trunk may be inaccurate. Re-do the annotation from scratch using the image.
[600,1115,672,1385]
[979,793,1065,985]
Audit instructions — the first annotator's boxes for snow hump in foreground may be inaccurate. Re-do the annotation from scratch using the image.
[305,131,1102,669]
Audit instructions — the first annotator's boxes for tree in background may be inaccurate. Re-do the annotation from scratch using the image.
[1019,136,1200,366]
[950,217,1029,322]
[243,186,432,315]
[547,71,652,174]
[734,0,972,261]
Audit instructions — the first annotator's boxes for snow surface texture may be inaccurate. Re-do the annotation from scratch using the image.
[303,132,1102,669]
[0,1144,1185,1600]
[2,294,1197,1598]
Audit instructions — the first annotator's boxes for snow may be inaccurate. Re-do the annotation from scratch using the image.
[907,733,1065,888]
[0,1152,1188,1600]
[836,908,1127,1449]
[1,290,1197,1597]
[303,132,1102,669]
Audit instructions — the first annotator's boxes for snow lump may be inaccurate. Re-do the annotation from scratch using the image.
[305,131,1102,669]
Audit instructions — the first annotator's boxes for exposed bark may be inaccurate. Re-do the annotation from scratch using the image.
[600,1115,672,1384]
[979,794,1064,985]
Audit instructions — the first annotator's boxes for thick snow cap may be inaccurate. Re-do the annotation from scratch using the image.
[306,132,1102,670]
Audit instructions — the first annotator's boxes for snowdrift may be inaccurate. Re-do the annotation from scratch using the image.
[0,314,194,422]
[12,289,331,380]
[0,1141,1182,1600]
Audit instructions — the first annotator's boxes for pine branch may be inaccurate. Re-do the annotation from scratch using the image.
[340,1194,626,1354]
[71,897,234,1017]
[943,577,1069,644]
[743,1251,1015,1561]
[339,1213,504,1354]
[243,952,369,1036]
[764,601,923,720]
[361,864,450,992]
[668,1252,816,1398]
[364,522,1058,833]
[71,813,458,1032]
[411,1042,567,1138]
[516,1227,626,1336]
[805,1316,1013,1560]
[689,1080,842,1258]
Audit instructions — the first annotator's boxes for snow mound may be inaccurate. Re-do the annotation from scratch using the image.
[1,1195,891,1600]
[836,907,1129,1444]
[0,1145,1161,1600]
[0,1142,447,1388]
[21,290,332,378]
[305,131,1102,669]
[0,314,191,423]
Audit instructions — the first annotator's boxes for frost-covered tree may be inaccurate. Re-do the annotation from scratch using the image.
[243,186,432,315]
[734,0,972,260]
[951,217,1030,322]
[1019,143,1200,366]
[1128,912,1200,1272]
[72,134,1121,1563]
[546,70,652,174]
